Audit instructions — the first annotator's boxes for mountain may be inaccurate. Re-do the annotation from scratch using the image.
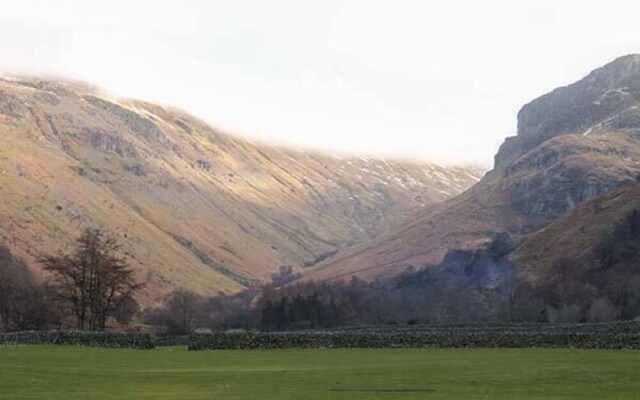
[511,180,640,287]
[307,55,640,282]
[0,76,482,302]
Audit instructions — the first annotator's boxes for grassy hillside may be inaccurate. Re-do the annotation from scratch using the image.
[0,77,481,302]
[1,346,640,399]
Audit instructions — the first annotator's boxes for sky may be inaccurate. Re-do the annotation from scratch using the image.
[1,1,640,166]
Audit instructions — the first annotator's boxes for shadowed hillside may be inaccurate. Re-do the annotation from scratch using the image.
[512,180,640,287]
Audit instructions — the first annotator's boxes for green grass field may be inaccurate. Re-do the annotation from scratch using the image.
[1,346,639,399]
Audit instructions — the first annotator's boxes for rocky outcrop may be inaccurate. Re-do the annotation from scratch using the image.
[496,54,640,167]
[501,133,640,226]
[83,96,168,144]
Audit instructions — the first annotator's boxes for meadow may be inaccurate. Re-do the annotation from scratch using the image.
[1,346,639,399]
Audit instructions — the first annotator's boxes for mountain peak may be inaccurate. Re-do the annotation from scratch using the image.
[584,53,640,86]
[494,54,640,167]
[603,53,640,69]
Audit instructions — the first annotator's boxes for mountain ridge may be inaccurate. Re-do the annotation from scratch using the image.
[307,54,640,282]
[0,76,482,303]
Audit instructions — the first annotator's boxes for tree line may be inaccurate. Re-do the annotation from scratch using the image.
[147,212,640,333]
[147,268,640,334]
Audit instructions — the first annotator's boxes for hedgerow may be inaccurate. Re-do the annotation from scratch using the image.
[0,330,154,349]
[188,322,640,350]
[153,335,191,347]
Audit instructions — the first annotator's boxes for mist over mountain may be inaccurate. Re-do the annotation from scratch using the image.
[0,76,481,303]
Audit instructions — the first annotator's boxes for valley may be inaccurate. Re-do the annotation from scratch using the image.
[0,77,481,302]
[309,55,640,286]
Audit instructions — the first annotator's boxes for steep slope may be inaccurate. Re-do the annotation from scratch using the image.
[511,180,640,286]
[0,77,481,302]
[308,55,640,281]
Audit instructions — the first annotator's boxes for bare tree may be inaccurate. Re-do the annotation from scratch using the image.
[161,289,204,335]
[42,228,143,331]
[588,298,619,322]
